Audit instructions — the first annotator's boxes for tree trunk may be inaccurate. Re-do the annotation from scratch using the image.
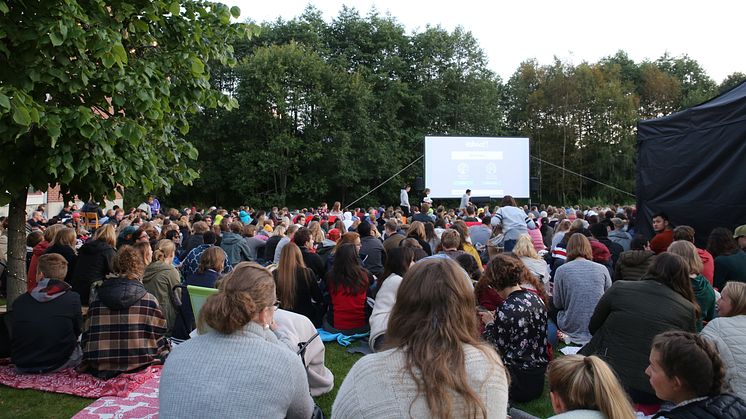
[6,186,28,309]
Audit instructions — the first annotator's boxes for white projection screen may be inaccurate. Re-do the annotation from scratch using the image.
[424,136,530,199]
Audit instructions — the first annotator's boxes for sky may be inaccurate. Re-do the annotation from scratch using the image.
[221,0,744,83]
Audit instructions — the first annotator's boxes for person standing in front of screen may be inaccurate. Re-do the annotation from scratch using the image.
[400,184,411,217]
[492,195,536,253]
[460,189,471,213]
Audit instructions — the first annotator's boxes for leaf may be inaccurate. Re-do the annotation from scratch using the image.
[0,94,9,110]
[111,43,128,65]
[101,52,115,68]
[190,57,204,76]
[49,32,63,46]
[169,1,180,16]
[12,104,31,126]
[0,1,8,14]
[230,6,240,18]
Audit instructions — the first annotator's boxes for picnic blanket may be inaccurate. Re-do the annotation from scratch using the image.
[73,376,160,419]
[317,328,369,347]
[0,358,161,399]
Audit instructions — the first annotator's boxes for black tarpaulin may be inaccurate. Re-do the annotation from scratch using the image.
[636,81,746,247]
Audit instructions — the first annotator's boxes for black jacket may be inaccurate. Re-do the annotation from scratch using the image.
[359,236,386,277]
[653,393,746,418]
[301,247,326,280]
[181,233,204,260]
[11,287,82,371]
[72,239,116,304]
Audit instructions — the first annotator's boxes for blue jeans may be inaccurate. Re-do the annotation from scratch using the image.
[547,319,559,348]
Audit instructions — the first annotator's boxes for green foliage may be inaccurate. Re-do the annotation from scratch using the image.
[0,0,252,205]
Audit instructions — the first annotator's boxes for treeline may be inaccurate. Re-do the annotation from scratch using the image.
[167,6,745,208]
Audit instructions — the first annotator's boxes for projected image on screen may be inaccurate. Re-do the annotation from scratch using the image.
[424,136,530,199]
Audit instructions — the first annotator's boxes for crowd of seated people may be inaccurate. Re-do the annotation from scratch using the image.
[2,195,746,418]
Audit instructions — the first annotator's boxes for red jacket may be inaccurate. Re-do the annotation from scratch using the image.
[27,241,50,292]
[650,229,674,254]
[698,248,715,285]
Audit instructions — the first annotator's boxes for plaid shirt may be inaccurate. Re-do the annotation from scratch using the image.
[81,290,170,376]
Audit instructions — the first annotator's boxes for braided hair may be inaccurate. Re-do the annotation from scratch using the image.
[651,331,727,397]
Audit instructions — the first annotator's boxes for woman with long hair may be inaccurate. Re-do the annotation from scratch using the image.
[579,253,699,407]
[142,240,182,336]
[160,262,314,418]
[44,226,78,285]
[80,245,169,378]
[333,258,509,418]
[479,254,549,403]
[707,227,746,290]
[552,234,611,345]
[329,201,343,217]
[701,282,746,398]
[323,243,372,334]
[451,220,483,270]
[368,247,415,351]
[668,240,716,330]
[512,234,550,287]
[72,224,117,304]
[647,331,746,418]
[544,355,635,419]
[274,242,323,326]
[406,221,432,255]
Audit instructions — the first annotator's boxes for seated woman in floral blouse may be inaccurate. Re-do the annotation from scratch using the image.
[479,254,549,403]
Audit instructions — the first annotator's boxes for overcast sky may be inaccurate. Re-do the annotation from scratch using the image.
[221,0,743,83]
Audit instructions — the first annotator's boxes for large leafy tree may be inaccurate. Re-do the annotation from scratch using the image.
[0,0,251,305]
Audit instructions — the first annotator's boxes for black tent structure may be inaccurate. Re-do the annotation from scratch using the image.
[637,81,746,247]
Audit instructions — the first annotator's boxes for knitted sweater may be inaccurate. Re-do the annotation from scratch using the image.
[332,345,509,418]
[159,322,314,419]
[553,258,611,345]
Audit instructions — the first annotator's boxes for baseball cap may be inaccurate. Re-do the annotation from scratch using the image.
[734,224,746,238]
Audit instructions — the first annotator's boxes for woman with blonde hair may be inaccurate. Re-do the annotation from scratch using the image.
[333,257,509,418]
[160,262,314,418]
[308,221,325,248]
[451,220,483,270]
[513,234,550,287]
[702,281,746,398]
[406,221,432,255]
[72,224,117,304]
[544,355,635,419]
[329,201,343,217]
[143,240,181,336]
[44,226,78,285]
[274,242,323,326]
[668,240,716,330]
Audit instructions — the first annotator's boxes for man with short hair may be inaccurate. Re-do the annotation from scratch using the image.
[411,203,434,224]
[459,189,471,211]
[673,225,714,285]
[608,218,632,251]
[357,222,385,278]
[382,219,404,254]
[11,253,83,373]
[650,212,674,254]
[469,216,492,249]
[399,185,411,217]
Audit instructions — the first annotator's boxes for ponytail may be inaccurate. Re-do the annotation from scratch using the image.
[548,355,634,419]
[153,239,175,262]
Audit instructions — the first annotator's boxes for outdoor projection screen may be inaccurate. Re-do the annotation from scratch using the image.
[424,136,530,199]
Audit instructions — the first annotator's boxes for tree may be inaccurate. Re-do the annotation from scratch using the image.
[0,0,251,306]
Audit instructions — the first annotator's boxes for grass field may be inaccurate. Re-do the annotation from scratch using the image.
[0,341,554,419]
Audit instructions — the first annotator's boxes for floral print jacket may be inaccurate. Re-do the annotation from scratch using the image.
[483,288,549,371]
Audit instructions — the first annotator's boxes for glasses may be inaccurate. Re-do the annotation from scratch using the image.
[272,300,281,311]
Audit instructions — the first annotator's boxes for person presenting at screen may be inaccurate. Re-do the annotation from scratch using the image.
[460,189,471,212]
[400,184,411,217]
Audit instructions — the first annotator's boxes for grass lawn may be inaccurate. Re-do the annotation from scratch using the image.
[0,341,554,418]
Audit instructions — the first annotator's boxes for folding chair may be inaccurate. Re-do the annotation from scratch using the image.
[81,212,100,230]
[187,285,218,334]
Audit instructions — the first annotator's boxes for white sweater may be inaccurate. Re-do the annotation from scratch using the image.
[332,345,509,418]
[368,274,403,350]
[701,315,746,399]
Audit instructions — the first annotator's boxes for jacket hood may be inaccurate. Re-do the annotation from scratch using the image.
[97,277,147,309]
[30,278,71,302]
[590,240,611,262]
[220,231,242,245]
[619,250,656,265]
[697,248,713,265]
[691,274,710,294]
[142,261,174,284]
[79,238,113,255]
[33,241,50,256]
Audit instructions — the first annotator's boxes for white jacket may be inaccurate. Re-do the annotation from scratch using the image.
[701,315,746,399]
[369,274,403,350]
[274,309,334,396]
